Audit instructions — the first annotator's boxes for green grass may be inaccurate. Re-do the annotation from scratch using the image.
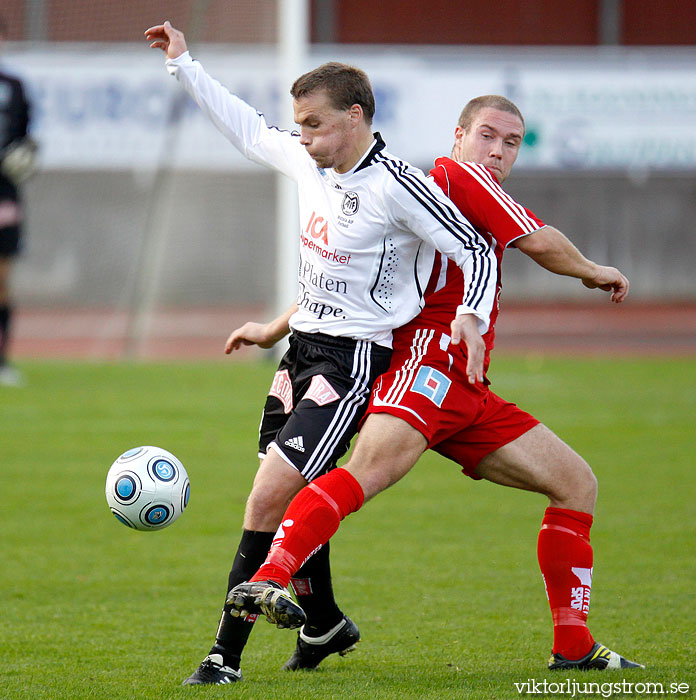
[1,356,694,699]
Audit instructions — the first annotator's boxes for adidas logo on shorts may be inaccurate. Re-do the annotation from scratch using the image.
[284,436,305,452]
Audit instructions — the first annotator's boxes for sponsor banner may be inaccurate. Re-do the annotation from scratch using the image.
[4,46,696,170]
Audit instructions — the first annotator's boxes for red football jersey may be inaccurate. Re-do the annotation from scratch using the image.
[398,157,545,356]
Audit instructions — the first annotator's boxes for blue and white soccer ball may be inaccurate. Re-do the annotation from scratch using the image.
[105,446,190,531]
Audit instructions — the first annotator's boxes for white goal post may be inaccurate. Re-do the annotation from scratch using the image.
[274,0,309,356]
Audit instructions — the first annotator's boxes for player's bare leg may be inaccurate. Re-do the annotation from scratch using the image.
[475,423,596,513]
[476,424,643,670]
[244,449,309,530]
[344,413,428,500]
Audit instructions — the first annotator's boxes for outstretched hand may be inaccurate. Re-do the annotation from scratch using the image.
[225,322,283,354]
[582,265,630,303]
[450,313,486,384]
[144,20,188,60]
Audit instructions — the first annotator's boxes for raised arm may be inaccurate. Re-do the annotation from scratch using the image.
[145,22,305,178]
[515,226,629,303]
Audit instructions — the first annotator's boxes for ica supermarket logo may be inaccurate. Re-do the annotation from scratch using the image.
[302,210,352,264]
[305,211,328,244]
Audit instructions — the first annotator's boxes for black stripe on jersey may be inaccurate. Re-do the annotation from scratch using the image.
[251,107,301,139]
[266,123,301,138]
[374,152,493,315]
[379,154,484,252]
[354,132,387,173]
[303,340,373,481]
[467,249,494,310]
[413,241,425,304]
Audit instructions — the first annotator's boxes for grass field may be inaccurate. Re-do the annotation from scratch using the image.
[1,356,694,700]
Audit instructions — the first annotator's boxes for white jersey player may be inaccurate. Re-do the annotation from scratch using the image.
[146,21,497,686]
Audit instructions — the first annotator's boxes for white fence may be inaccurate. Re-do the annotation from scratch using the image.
[8,44,696,172]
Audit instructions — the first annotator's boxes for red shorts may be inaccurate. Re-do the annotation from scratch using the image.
[365,326,539,478]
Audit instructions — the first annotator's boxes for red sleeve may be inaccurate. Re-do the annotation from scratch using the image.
[430,157,544,248]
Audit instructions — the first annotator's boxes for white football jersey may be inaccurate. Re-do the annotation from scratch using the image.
[167,53,496,347]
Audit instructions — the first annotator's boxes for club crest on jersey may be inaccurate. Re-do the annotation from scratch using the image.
[341,191,360,216]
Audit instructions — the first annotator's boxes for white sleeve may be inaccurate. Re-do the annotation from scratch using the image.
[166,52,306,180]
[385,166,497,334]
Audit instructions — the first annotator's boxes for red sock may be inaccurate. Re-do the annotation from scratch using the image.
[537,506,595,659]
[250,468,364,588]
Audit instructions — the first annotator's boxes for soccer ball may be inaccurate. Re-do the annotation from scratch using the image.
[105,446,190,531]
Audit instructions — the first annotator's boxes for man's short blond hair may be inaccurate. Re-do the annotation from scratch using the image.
[291,62,375,125]
[457,95,525,134]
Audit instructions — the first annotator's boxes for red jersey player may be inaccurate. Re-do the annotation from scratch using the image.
[368,155,545,464]
[229,96,643,672]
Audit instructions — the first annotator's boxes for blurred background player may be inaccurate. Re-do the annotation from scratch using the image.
[145,20,497,685]
[0,15,36,386]
[229,96,643,672]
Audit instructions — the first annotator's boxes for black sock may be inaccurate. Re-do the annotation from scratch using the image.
[211,529,274,669]
[291,542,344,637]
[0,305,11,365]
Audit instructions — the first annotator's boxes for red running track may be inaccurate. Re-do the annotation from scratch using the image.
[9,302,696,361]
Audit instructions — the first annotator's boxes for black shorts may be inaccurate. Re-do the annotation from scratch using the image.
[0,195,23,258]
[258,330,392,482]
[0,225,21,258]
